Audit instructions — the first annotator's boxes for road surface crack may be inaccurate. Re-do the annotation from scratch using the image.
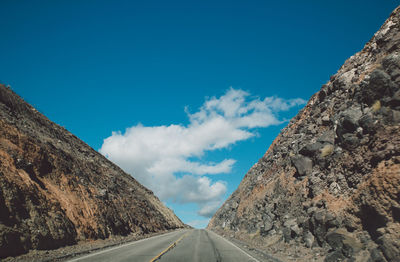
[205,230,221,262]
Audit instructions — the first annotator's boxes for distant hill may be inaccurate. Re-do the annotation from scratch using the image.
[0,85,185,258]
[208,6,400,262]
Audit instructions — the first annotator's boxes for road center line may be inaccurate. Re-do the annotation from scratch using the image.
[148,231,190,262]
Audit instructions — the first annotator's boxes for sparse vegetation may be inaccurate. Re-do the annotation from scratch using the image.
[320,144,334,157]
[372,100,381,112]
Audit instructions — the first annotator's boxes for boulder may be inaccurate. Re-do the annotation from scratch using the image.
[291,155,313,177]
[304,231,315,248]
[324,250,346,262]
[337,107,363,135]
[299,142,324,157]
[326,228,363,258]
[362,69,393,105]
[382,53,400,80]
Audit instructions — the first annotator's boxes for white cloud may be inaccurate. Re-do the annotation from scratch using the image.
[170,176,226,204]
[99,88,305,218]
[197,200,223,218]
[187,219,211,229]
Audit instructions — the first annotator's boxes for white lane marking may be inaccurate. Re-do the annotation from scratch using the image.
[67,230,187,262]
[206,230,261,262]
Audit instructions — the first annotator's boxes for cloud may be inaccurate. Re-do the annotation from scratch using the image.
[99,88,305,218]
[197,200,223,218]
[187,219,211,229]
[172,176,227,203]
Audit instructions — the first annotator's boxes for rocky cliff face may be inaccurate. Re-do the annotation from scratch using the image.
[0,86,185,258]
[208,7,400,262]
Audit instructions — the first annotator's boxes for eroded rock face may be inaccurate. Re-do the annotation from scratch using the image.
[0,86,185,258]
[208,6,400,262]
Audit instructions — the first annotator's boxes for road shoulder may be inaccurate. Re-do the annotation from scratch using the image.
[2,229,187,262]
[206,230,283,262]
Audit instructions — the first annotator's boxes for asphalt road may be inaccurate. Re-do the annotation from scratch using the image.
[159,229,259,262]
[67,229,261,262]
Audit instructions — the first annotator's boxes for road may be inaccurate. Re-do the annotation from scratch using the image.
[159,229,259,262]
[67,229,261,262]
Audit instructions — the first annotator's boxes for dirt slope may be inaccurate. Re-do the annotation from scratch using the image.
[0,86,185,258]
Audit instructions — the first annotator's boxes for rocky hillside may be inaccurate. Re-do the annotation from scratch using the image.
[208,7,400,262]
[0,86,185,258]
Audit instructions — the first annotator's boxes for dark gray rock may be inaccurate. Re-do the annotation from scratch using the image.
[382,53,400,80]
[337,107,363,135]
[341,133,360,149]
[284,218,297,228]
[324,250,346,262]
[368,248,388,262]
[282,227,291,243]
[319,90,327,102]
[290,224,301,237]
[393,110,400,123]
[322,114,331,125]
[299,142,324,157]
[359,113,376,135]
[260,221,273,236]
[318,130,335,144]
[326,229,363,258]
[388,89,400,108]
[304,231,315,248]
[291,155,313,177]
[362,69,393,105]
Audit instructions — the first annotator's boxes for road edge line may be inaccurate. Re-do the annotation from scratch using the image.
[206,230,261,262]
[67,230,184,262]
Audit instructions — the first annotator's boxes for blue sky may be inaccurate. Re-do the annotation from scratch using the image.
[0,1,398,228]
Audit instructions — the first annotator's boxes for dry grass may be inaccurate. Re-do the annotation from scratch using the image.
[372,100,381,112]
[320,144,334,157]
